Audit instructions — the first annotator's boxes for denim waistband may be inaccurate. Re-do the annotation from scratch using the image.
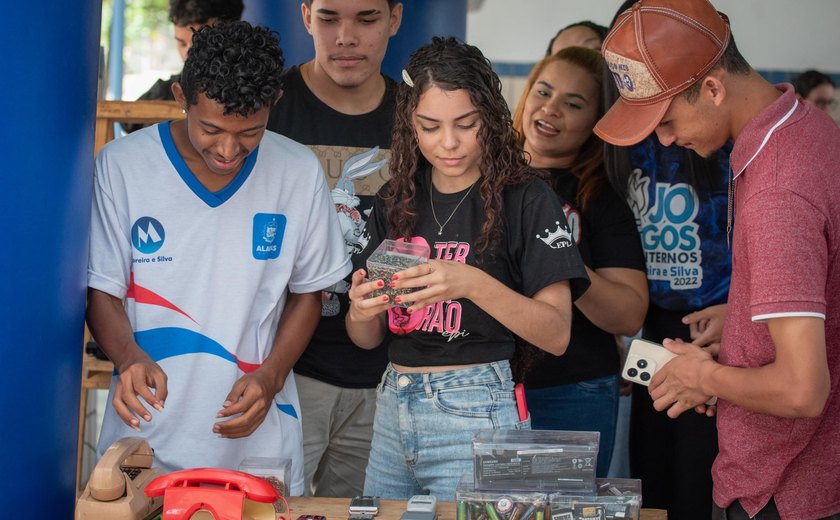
[381,361,512,395]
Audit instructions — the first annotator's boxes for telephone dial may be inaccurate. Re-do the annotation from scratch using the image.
[75,437,164,520]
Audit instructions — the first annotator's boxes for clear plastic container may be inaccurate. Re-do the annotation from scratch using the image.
[456,474,549,520]
[366,239,431,307]
[549,478,642,520]
[472,429,599,492]
[238,456,290,513]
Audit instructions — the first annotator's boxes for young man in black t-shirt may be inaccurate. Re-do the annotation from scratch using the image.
[265,0,403,498]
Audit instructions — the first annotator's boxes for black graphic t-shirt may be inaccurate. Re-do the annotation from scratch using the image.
[123,74,180,134]
[353,169,590,367]
[524,168,646,387]
[267,65,396,388]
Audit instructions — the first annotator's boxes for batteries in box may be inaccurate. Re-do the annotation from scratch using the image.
[456,474,549,520]
[549,479,642,520]
[456,474,642,520]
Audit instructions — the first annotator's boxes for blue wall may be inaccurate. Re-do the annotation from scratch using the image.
[0,0,101,514]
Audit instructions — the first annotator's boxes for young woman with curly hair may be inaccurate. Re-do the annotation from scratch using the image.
[512,46,648,477]
[345,36,589,500]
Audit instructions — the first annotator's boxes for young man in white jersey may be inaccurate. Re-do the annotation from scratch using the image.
[87,21,350,494]
[266,0,402,498]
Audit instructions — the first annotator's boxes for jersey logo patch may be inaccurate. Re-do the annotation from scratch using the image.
[131,216,165,254]
[536,221,574,249]
[253,213,286,260]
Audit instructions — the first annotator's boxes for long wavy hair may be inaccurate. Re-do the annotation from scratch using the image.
[384,36,532,259]
[512,46,607,212]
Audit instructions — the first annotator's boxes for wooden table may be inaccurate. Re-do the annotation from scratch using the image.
[285,496,666,520]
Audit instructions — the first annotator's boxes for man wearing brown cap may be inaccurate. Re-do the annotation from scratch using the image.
[595,1,840,519]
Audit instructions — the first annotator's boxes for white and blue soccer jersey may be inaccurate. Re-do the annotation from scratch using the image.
[88,122,351,494]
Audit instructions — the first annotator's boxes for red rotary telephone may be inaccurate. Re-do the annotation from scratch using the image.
[145,468,283,520]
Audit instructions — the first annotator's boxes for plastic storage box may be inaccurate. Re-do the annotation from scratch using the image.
[456,474,549,520]
[472,429,599,492]
[366,239,430,307]
[238,456,291,512]
[549,478,642,520]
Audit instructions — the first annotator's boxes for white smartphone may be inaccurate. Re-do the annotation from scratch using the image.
[349,496,380,515]
[622,338,718,405]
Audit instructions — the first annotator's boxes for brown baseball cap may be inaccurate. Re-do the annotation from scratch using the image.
[594,0,731,146]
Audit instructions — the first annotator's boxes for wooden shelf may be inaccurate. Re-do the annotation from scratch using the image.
[94,100,184,155]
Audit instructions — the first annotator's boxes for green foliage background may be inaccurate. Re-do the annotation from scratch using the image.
[100,0,181,97]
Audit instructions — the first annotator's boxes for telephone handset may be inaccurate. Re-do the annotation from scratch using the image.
[75,437,164,520]
[145,468,282,520]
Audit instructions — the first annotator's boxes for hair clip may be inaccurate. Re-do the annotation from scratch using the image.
[401,69,414,87]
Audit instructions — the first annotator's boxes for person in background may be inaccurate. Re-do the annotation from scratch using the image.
[600,0,732,516]
[123,0,244,133]
[545,21,607,56]
[265,0,403,498]
[346,37,589,500]
[512,46,647,477]
[596,0,840,518]
[87,21,350,494]
[792,69,837,115]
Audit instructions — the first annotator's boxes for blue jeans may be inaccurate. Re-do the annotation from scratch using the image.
[363,361,529,501]
[525,374,620,478]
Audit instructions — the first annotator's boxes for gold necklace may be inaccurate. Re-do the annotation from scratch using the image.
[430,179,478,236]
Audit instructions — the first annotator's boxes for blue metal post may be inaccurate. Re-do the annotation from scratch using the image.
[382,0,468,80]
[0,0,101,515]
[109,0,126,99]
[243,1,314,67]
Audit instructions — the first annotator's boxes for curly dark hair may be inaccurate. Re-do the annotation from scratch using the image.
[169,0,244,26]
[385,36,532,259]
[180,21,284,117]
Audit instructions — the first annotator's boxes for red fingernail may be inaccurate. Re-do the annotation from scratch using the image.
[395,296,402,303]
[406,308,413,314]
[382,295,389,302]
[389,282,396,288]
[377,280,384,288]
[392,274,399,280]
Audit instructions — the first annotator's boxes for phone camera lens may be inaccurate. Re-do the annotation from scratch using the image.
[627,368,638,378]
[637,359,648,369]
[640,371,651,382]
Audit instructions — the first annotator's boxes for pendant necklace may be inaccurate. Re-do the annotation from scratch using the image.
[430,178,478,236]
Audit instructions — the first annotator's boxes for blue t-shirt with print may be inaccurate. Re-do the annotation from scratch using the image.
[626,136,732,311]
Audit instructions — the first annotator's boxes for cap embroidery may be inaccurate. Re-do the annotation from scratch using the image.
[604,51,663,99]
